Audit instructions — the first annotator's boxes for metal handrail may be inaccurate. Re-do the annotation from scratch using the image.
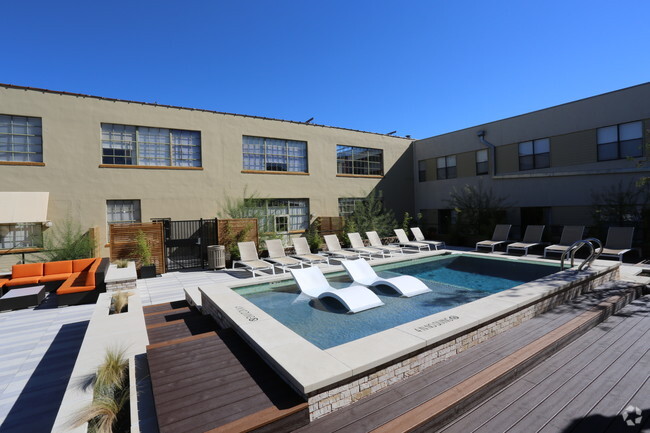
[560,238,603,271]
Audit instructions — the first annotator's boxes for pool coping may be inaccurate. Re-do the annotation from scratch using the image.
[199,252,620,397]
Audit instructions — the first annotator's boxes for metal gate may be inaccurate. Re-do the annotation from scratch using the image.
[152,218,217,271]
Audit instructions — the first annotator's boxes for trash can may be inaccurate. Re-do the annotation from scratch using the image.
[207,245,226,270]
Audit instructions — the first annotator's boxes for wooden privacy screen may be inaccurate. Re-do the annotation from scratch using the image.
[109,222,166,274]
[318,216,345,236]
[216,218,259,246]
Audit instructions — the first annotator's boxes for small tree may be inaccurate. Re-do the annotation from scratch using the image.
[446,183,508,241]
[132,230,152,267]
[41,217,95,261]
[342,190,398,240]
[304,215,323,252]
[401,212,413,234]
[591,181,649,229]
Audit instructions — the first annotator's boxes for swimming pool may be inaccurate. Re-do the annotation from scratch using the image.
[235,255,559,349]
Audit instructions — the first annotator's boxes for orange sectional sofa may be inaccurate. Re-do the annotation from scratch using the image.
[0,258,109,305]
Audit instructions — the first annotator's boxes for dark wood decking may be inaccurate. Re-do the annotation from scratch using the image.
[296,281,648,433]
[143,302,309,433]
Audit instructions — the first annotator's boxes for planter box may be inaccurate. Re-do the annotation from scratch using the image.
[105,261,137,293]
[139,264,157,279]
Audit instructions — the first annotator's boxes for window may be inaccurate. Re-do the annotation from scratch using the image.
[106,200,141,235]
[436,155,456,180]
[247,199,309,232]
[337,145,383,176]
[418,160,427,182]
[0,115,43,162]
[476,149,488,175]
[101,124,201,167]
[519,138,550,170]
[242,136,307,173]
[597,121,643,161]
[338,198,365,216]
[0,223,42,249]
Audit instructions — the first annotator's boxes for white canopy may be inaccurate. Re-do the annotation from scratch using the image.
[0,192,49,224]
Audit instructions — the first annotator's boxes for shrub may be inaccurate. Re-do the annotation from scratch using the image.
[303,215,323,252]
[41,217,95,261]
[111,291,133,314]
[342,190,397,239]
[446,182,508,242]
[132,230,152,267]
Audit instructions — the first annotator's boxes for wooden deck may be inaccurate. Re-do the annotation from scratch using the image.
[296,281,649,433]
[144,302,309,433]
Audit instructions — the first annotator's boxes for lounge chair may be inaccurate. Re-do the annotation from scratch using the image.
[264,239,304,273]
[476,224,511,252]
[366,231,404,255]
[323,234,364,260]
[291,237,330,266]
[289,266,384,313]
[600,227,635,262]
[347,233,388,258]
[232,241,275,277]
[506,225,545,256]
[393,229,430,252]
[341,259,431,297]
[544,226,585,258]
[410,227,446,250]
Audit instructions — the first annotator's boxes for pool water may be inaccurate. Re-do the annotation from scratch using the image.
[237,255,558,349]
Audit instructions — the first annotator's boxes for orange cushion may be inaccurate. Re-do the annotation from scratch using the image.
[84,259,101,286]
[57,285,95,295]
[39,273,72,283]
[73,258,96,273]
[0,279,8,288]
[44,261,73,276]
[6,276,42,287]
[12,263,43,279]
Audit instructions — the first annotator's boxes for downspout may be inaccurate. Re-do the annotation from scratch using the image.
[477,130,496,176]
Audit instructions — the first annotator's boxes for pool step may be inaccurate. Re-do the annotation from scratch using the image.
[296,280,647,433]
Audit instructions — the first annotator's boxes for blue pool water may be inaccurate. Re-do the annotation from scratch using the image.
[236,255,558,349]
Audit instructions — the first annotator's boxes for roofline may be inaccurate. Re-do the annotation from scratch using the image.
[415,81,650,142]
[0,83,412,140]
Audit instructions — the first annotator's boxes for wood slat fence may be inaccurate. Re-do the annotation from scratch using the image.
[216,218,259,246]
[109,222,166,274]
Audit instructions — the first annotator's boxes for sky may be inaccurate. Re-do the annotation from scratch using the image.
[2,0,649,139]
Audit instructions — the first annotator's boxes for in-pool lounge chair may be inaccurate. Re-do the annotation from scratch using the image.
[366,231,404,255]
[506,225,545,256]
[291,237,330,266]
[544,226,585,258]
[600,227,635,262]
[410,227,446,250]
[393,229,430,252]
[476,224,512,252]
[232,242,276,277]
[264,239,304,273]
[341,259,431,297]
[323,235,364,260]
[290,266,384,313]
[347,233,388,259]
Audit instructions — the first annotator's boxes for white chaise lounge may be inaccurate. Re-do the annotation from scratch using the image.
[289,266,384,313]
[348,233,388,258]
[600,226,635,262]
[506,225,545,256]
[323,234,364,259]
[232,241,275,277]
[476,224,511,253]
[544,226,585,258]
[394,229,430,252]
[410,227,446,250]
[291,237,330,266]
[341,259,431,297]
[264,239,304,273]
[366,231,403,255]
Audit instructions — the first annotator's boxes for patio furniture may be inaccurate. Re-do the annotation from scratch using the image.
[600,227,635,262]
[289,266,384,313]
[232,242,276,277]
[56,258,109,305]
[476,224,512,253]
[544,226,585,258]
[0,285,46,310]
[410,227,446,250]
[393,229,430,252]
[291,237,330,266]
[506,225,545,256]
[366,231,404,255]
[264,239,304,273]
[323,235,364,260]
[347,233,388,258]
[341,259,431,297]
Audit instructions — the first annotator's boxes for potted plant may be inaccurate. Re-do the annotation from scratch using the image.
[133,230,156,279]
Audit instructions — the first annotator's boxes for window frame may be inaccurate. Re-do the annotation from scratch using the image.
[336,145,384,176]
[476,149,488,175]
[0,223,43,250]
[597,121,643,161]
[0,114,43,163]
[106,200,142,237]
[338,197,365,216]
[418,160,427,182]
[242,135,308,174]
[436,155,457,180]
[518,138,550,171]
[247,198,310,233]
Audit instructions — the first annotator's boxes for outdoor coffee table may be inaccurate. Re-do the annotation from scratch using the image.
[0,285,46,310]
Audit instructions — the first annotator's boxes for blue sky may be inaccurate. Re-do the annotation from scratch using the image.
[2,1,649,139]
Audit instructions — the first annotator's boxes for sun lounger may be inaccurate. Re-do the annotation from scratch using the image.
[232,241,275,277]
[341,259,431,297]
[599,227,635,262]
[506,225,545,256]
[544,226,585,258]
[323,234,364,259]
[291,237,330,266]
[476,224,511,252]
[264,239,304,273]
[393,229,430,252]
[347,233,388,258]
[289,266,384,313]
[366,231,403,255]
[410,227,445,250]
